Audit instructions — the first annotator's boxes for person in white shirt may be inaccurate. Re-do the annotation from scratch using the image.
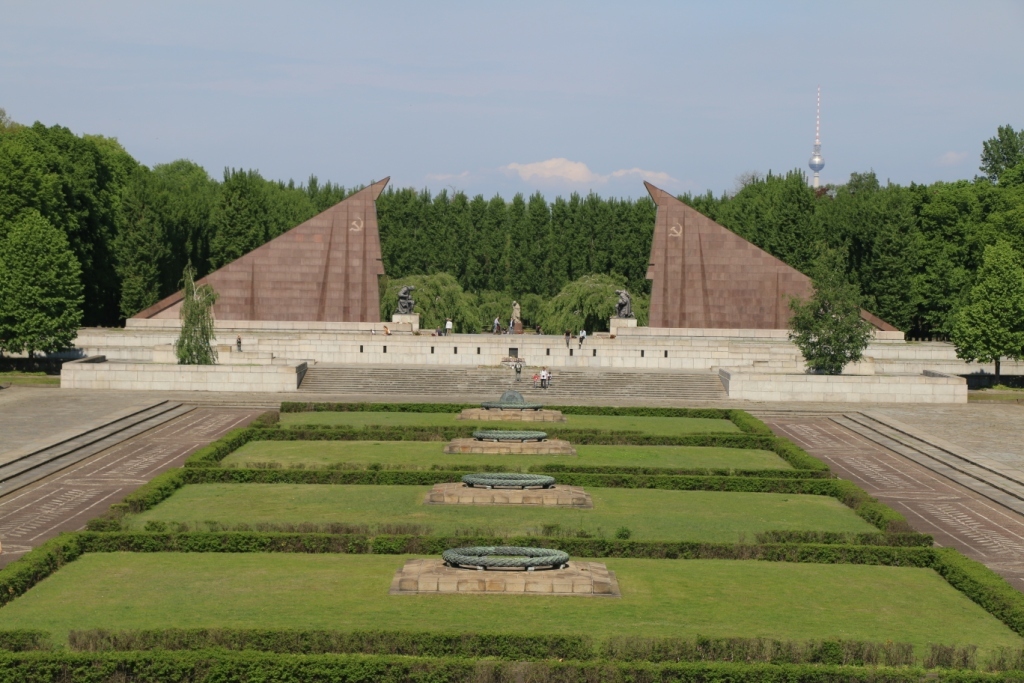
[445,318,453,336]
[578,329,586,349]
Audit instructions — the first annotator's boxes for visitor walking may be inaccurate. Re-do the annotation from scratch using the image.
[540,368,548,389]
[514,361,523,382]
[532,372,540,388]
[493,317,500,334]
[445,318,453,336]
[236,335,242,352]
[578,328,587,349]
[564,330,571,348]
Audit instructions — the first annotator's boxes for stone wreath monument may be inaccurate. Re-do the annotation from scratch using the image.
[458,390,566,422]
[425,472,592,508]
[444,427,576,455]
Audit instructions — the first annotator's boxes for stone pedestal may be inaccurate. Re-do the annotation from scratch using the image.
[444,438,576,455]
[391,313,420,332]
[609,317,637,335]
[389,559,620,597]
[458,408,566,422]
[425,483,592,507]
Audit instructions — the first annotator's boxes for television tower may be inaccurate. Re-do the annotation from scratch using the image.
[808,86,824,188]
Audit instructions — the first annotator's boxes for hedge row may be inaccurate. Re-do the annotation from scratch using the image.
[755,531,933,547]
[0,632,49,653]
[531,463,829,479]
[0,652,1011,683]
[276,402,779,435]
[57,629,945,668]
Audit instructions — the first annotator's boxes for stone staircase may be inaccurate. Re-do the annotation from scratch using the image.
[297,364,728,401]
[0,401,193,495]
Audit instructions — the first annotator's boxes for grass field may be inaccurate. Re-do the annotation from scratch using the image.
[222,440,791,471]
[280,411,739,435]
[126,484,876,540]
[2,553,1017,650]
[0,371,60,387]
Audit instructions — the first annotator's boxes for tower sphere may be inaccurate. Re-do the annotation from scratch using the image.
[809,154,824,172]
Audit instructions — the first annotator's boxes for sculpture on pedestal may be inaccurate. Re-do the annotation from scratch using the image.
[396,285,416,315]
[511,301,521,325]
[614,290,633,319]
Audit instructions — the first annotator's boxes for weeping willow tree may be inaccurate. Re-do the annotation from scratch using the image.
[174,262,219,364]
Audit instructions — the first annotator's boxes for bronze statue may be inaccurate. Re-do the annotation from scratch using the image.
[615,290,633,318]
[396,285,416,315]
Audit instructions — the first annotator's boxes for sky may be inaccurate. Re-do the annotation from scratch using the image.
[2,1,1022,199]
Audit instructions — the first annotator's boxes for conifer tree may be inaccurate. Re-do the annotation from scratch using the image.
[788,246,873,375]
[951,241,1024,384]
[174,262,219,365]
[0,210,84,357]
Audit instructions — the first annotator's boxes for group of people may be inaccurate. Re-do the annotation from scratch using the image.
[432,318,454,336]
[564,329,587,349]
[531,367,552,389]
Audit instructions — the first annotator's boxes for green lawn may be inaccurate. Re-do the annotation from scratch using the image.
[126,485,875,541]
[0,371,60,387]
[222,440,790,471]
[2,553,1017,650]
[280,411,739,435]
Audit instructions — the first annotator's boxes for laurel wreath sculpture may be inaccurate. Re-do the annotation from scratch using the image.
[461,472,556,489]
[472,429,548,442]
[442,546,570,570]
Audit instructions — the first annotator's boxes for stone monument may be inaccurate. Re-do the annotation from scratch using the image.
[643,181,896,331]
[511,301,523,334]
[610,289,637,334]
[132,178,391,323]
[457,390,566,422]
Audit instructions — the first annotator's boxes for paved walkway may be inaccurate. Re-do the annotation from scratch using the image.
[0,408,259,567]
[766,416,1024,590]
[0,387,155,464]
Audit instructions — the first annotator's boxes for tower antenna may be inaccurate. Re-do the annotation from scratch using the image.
[808,86,824,189]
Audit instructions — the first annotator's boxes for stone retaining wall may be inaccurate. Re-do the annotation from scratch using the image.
[61,356,307,392]
[718,368,967,404]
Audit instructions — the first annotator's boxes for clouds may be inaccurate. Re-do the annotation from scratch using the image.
[937,151,969,167]
[502,158,677,187]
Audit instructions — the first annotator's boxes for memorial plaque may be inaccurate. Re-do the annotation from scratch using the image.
[133,178,390,323]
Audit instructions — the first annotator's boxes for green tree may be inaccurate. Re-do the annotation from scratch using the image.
[788,246,873,375]
[539,273,632,335]
[950,241,1024,383]
[0,210,83,356]
[174,262,219,365]
[380,272,478,333]
[980,125,1024,183]
[0,107,21,133]
[114,167,167,318]
[209,168,272,268]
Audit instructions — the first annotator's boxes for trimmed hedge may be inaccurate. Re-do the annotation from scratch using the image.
[930,548,1024,637]
[755,531,933,548]
[0,632,50,652]
[0,536,85,608]
[0,651,1012,682]
[63,629,972,670]
[532,463,829,479]
[68,629,592,660]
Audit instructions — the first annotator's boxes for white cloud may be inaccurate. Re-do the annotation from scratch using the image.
[937,151,969,166]
[502,158,677,186]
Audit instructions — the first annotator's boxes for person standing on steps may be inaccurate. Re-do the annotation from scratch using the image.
[236,335,242,352]
[578,328,586,350]
[514,361,523,382]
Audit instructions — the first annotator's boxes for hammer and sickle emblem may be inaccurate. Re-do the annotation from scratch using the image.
[350,217,364,231]
[669,220,683,237]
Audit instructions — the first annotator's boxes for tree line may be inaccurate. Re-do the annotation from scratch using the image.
[1,107,1023,348]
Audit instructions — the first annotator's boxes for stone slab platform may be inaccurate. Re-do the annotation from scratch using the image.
[458,408,566,422]
[389,559,619,596]
[425,482,592,508]
[444,438,576,455]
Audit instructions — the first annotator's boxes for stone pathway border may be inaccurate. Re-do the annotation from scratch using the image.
[389,559,619,596]
[425,483,592,508]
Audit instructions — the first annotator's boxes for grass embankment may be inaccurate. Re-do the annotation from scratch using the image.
[125,485,876,541]
[2,553,1017,651]
[222,441,790,471]
[0,371,60,387]
[279,412,739,435]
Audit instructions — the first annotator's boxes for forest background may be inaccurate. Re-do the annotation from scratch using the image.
[1,107,1023,338]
